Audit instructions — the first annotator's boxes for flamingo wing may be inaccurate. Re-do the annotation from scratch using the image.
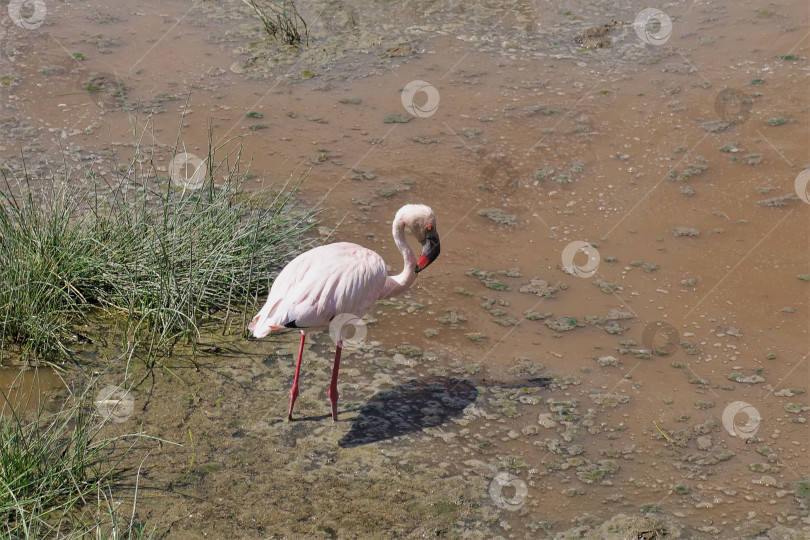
[249,242,387,338]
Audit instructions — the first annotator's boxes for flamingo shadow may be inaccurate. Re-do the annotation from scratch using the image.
[338,376,478,448]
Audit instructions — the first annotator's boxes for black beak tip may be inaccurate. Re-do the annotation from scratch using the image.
[415,231,440,275]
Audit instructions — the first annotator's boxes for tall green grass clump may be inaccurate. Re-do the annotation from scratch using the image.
[0,385,151,538]
[0,175,94,362]
[0,135,315,367]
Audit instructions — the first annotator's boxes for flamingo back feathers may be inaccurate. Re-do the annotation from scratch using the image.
[249,242,387,338]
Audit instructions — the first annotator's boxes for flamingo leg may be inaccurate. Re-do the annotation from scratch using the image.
[287,332,306,421]
[328,344,342,421]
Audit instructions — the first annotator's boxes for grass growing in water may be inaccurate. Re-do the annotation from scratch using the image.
[243,0,309,47]
[0,133,315,368]
[1,380,155,538]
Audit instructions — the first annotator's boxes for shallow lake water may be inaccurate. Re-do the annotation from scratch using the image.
[0,366,60,418]
[0,0,808,537]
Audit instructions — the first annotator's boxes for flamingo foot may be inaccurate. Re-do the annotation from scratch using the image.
[330,397,338,422]
[287,386,299,421]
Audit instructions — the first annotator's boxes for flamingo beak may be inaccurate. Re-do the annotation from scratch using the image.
[415,227,440,273]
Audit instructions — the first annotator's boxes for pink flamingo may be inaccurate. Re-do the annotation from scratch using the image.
[249,204,441,421]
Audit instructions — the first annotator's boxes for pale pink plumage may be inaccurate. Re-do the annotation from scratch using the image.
[249,204,441,421]
[249,243,387,338]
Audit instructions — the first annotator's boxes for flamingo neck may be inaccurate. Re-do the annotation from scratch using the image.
[380,218,418,299]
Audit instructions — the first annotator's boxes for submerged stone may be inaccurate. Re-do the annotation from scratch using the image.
[477,208,516,226]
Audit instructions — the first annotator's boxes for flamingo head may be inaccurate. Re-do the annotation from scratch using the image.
[415,224,440,273]
[399,204,440,274]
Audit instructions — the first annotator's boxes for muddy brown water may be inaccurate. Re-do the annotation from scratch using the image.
[0,366,61,418]
[1,0,808,537]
